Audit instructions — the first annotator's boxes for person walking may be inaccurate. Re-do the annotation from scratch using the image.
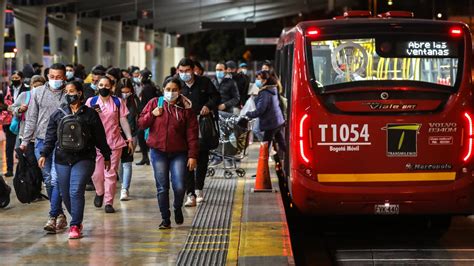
[212,62,240,114]
[39,81,111,239]
[85,76,133,213]
[138,78,199,229]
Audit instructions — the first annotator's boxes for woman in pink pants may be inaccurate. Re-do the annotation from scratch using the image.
[86,76,134,213]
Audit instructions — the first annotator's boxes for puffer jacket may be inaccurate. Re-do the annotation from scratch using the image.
[138,95,199,159]
[246,85,285,131]
[212,75,240,113]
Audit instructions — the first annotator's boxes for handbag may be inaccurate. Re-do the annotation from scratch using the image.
[199,113,219,151]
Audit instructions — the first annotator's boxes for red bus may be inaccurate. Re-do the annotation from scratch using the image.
[276,11,473,220]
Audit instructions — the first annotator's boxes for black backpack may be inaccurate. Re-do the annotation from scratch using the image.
[57,108,89,151]
[13,148,46,204]
[0,175,11,208]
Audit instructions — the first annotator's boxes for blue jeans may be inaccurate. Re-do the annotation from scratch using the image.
[119,162,132,190]
[55,160,95,226]
[150,149,187,220]
[34,139,63,217]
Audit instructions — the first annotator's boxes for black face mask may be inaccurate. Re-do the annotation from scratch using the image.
[66,94,80,105]
[11,80,21,87]
[98,88,110,97]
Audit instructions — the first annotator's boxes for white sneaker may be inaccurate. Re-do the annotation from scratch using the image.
[120,189,130,201]
[184,195,197,207]
[196,190,204,203]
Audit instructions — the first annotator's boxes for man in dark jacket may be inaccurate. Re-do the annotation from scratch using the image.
[175,58,221,207]
[212,62,240,114]
[136,69,162,165]
[226,60,249,107]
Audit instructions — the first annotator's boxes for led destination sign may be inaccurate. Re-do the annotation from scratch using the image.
[396,41,458,57]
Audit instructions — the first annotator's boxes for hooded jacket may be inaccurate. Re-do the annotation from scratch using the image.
[138,95,199,159]
[246,85,285,131]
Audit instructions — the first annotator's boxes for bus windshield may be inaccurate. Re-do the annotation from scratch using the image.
[309,37,462,90]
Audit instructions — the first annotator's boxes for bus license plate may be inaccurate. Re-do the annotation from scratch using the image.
[374,204,399,215]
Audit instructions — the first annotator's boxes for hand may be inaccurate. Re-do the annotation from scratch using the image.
[19,144,26,152]
[19,104,28,113]
[187,158,197,171]
[104,161,111,171]
[218,104,226,111]
[38,157,46,169]
[127,141,134,154]
[152,107,162,117]
[200,106,210,116]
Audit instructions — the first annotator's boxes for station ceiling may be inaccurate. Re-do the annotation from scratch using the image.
[11,0,348,34]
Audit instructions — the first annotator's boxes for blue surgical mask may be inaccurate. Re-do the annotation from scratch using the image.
[49,79,64,90]
[66,71,74,80]
[164,91,179,102]
[90,83,97,90]
[241,69,248,75]
[255,79,263,88]
[133,77,141,84]
[179,72,192,82]
[216,71,225,80]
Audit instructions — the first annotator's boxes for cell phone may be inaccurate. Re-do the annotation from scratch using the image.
[92,104,101,112]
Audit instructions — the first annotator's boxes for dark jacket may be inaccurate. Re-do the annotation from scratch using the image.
[125,95,140,137]
[212,76,240,113]
[180,75,220,115]
[232,72,250,106]
[246,85,285,131]
[83,83,97,101]
[40,104,111,165]
[138,95,199,159]
[140,81,162,111]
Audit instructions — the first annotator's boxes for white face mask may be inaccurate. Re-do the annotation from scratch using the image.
[122,93,132,100]
[164,91,179,102]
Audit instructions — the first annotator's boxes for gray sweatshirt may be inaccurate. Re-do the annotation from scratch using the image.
[8,91,31,139]
[21,84,66,145]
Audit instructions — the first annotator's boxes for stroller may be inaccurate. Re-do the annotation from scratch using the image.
[207,112,251,179]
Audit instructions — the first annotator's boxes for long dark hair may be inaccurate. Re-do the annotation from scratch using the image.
[115,77,137,112]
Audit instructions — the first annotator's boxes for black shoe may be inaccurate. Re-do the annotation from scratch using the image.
[136,159,150,166]
[105,205,115,213]
[4,171,13,177]
[94,194,104,208]
[174,208,184,225]
[159,219,171,229]
[85,183,95,191]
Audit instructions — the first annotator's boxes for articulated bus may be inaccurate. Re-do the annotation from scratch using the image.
[276,11,473,221]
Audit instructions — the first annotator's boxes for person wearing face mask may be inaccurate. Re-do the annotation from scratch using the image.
[9,75,45,149]
[194,61,204,76]
[65,64,80,83]
[211,62,240,114]
[171,58,220,207]
[115,78,140,201]
[136,69,161,166]
[138,78,198,229]
[39,81,111,239]
[85,77,134,213]
[131,68,143,97]
[1,71,28,177]
[245,71,286,155]
[20,63,68,234]
[225,60,249,112]
[83,65,106,101]
[238,62,251,104]
[106,67,122,93]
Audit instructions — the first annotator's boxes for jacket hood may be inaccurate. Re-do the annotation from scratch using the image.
[179,95,193,109]
[259,85,277,95]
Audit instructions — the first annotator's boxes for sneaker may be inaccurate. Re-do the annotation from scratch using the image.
[120,189,130,201]
[85,183,95,191]
[56,214,68,230]
[174,209,184,225]
[68,225,83,239]
[44,217,56,233]
[4,171,13,177]
[94,194,104,208]
[196,190,204,203]
[184,195,196,207]
[159,219,171,229]
[105,204,115,213]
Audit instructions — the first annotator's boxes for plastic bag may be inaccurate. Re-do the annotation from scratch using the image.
[240,96,256,116]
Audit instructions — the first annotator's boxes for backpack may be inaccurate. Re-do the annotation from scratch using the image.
[90,96,121,117]
[0,175,11,208]
[145,97,163,141]
[57,107,89,151]
[13,148,46,204]
[9,91,31,135]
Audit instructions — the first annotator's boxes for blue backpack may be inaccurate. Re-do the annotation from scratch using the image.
[9,91,31,135]
[144,97,163,141]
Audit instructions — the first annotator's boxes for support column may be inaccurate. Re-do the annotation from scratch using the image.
[48,13,77,64]
[77,18,101,72]
[101,20,122,67]
[13,6,46,71]
[159,33,183,84]
[145,29,155,73]
[122,25,139,41]
[0,0,6,75]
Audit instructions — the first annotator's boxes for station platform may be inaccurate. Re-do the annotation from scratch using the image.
[0,142,294,265]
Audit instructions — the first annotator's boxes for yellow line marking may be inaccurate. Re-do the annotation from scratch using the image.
[239,222,288,257]
[226,178,245,266]
[318,172,456,182]
[183,248,228,251]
